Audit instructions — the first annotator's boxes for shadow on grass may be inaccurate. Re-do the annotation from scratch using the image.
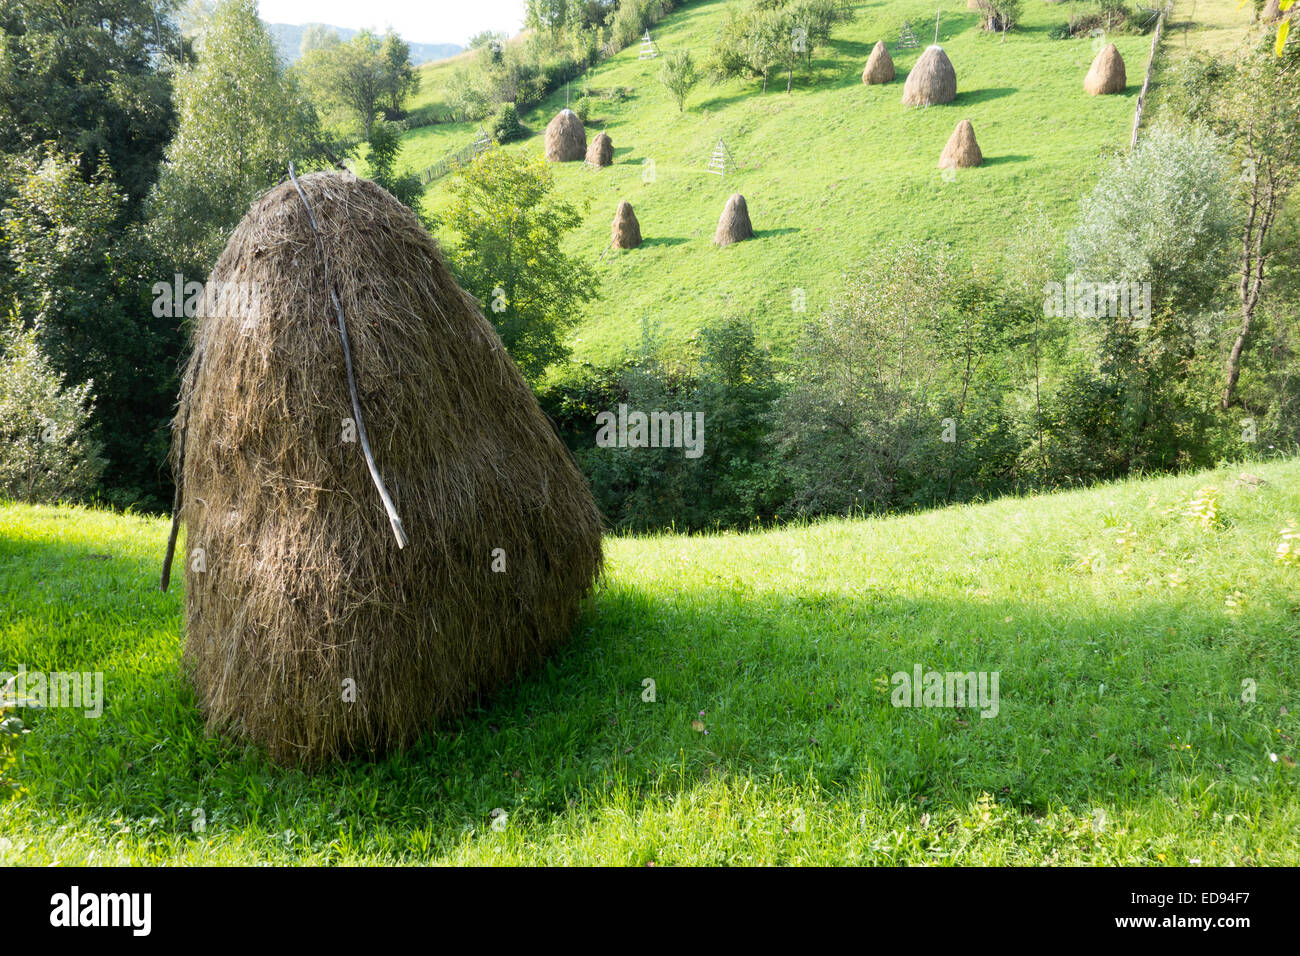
[982,154,1031,166]
[641,236,690,248]
[5,520,1286,858]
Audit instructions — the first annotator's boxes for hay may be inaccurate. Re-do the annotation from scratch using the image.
[545,108,587,162]
[938,118,983,169]
[586,131,613,167]
[611,200,641,249]
[902,45,957,107]
[1084,43,1127,95]
[172,171,603,766]
[862,41,895,84]
[1262,0,1283,20]
[714,193,754,247]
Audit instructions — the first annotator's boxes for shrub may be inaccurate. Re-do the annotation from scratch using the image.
[492,101,525,143]
[0,317,105,504]
[574,96,593,123]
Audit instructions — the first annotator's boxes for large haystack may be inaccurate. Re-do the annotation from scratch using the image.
[171,172,603,766]
[938,118,983,169]
[545,108,587,162]
[714,193,754,247]
[862,41,895,84]
[586,131,614,167]
[902,45,957,107]
[1084,43,1127,95]
[611,200,641,249]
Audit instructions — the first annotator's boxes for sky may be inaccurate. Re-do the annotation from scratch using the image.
[255,0,529,46]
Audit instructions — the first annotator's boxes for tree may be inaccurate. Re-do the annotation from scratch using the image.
[0,0,182,214]
[298,30,388,137]
[2,149,177,508]
[659,49,700,111]
[1212,44,1300,409]
[365,120,423,215]
[1069,123,1233,313]
[300,24,340,57]
[443,150,598,382]
[379,29,419,114]
[148,0,325,271]
[0,314,105,504]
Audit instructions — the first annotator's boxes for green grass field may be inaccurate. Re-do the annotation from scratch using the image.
[3,459,1298,865]
[402,0,1152,364]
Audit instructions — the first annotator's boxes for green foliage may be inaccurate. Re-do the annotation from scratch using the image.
[1069,123,1234,313]
[554,316,783,531]
[574,95,594,123]
[297,29,388,137]
[365,121,423,214]
[491,102,525,144]
[0,0,181,213]
[658,49,700,111]
[0,317,105,504]
[1,149,178,510]
[443,150,599,382]
[148,0,325,272]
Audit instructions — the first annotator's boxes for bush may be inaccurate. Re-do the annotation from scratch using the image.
[574,96,593,124]
[0,317,105,504]
[492,102,525,143]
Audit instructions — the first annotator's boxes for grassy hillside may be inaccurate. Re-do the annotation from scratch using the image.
[403,0,1152,364]
[2,459,1298,864]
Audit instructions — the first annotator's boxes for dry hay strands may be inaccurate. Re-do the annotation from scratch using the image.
[586,131,614,167]
[902,45,957,107]
[862,41,896,84]
[1084,43,1127,95]
[715,193,754,247]
[545,108,587,162]
[172,171,604,767]
[611,200,641,249]
[938,118,983,169]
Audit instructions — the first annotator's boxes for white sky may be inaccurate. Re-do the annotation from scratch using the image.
[255,0,529,45]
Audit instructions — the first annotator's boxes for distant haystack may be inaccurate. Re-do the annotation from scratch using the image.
[1084,43,1127,95]
[714,194,753,247]
[862,41,896,84]
[586,131,613,167]
[902,45,957,107]
[611,201,641,249]
[1261,0,1282,20]
[938,119,983,169]
[545,108,586,162]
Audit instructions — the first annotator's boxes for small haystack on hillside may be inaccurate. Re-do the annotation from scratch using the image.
[1262,0,1282,21]
[171,171,603,766]
[902,45,957,107]
[714,193,754,247]
[586,131,614,167]
[612,200,641,249]
[1084,43,1127,95]
[938,118,983,169]
[862,41,895,84]
[545,108,587,161]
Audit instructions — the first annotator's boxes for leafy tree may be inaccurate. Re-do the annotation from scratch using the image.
[148,0,325,271]
[659,49,700,110]
[443,150,598,381]
[365,120,423,214]
[1210,43,1300,408]
[0,314,105,504]
[300,24,340,57]
[0,0,182,213]
[492,102,525,143]
[379,29,419,114]
[2,149,177,508]
[298,29,387,137]
[1069,123,1233,313]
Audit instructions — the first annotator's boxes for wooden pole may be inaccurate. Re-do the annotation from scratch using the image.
[1130,4,1169,150]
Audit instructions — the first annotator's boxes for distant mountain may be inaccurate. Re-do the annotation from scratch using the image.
[264,22,463,66]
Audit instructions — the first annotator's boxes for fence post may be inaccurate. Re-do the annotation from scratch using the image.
[1130,4,1171,150]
